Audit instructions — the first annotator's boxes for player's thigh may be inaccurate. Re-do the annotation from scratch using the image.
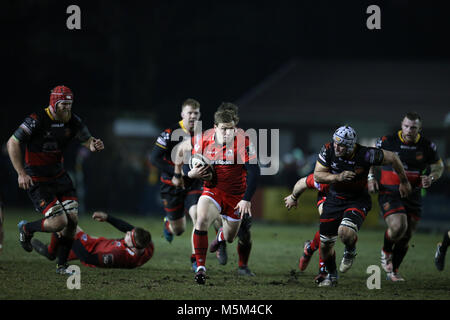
[222,216,242,242]
[196,196,221,229]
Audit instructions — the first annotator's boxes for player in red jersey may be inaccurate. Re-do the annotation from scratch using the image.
[208,102,256,276]
[284,173,329,283]
[7,85,104,274]
[173,109,260,284]
[31,211,154,269]
[368,112,444,281]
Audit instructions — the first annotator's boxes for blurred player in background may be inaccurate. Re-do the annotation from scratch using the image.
[314,125,411,286]
[173,109,260,284]
[284,173,329,283]
[6,85,104,274]
[150,98,203,243]
[369,112,444,281]
[435,230,449,271]
[31,211,154,269]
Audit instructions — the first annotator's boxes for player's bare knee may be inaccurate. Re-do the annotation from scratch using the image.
[45,213,68,232]
[389,224,407,241]
[338,226,357,246]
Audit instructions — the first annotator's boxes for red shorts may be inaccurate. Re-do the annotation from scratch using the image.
[202,187,244,221]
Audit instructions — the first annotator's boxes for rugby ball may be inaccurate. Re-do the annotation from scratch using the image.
[189,154,210,170]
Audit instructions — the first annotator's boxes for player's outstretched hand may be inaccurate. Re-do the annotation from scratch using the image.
[92,211,108,222]
[284,194,297,210]
[18,172,34,190]
[235,200,252,216]
[90,138,104,152]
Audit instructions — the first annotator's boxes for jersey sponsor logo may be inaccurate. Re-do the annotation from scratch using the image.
[400,145,417,150]
[81,234,88,242]
[51,123,64,128]
[115,241,122,247]
[383,202,390,211]
[416,152,423,161]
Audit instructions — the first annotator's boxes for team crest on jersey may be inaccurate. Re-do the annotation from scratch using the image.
[81,234,88,242]
[116,241,122,247]
[39,200,46,208]
[383,202,390,211]
[416,152,424,161]
[65,128,71,137]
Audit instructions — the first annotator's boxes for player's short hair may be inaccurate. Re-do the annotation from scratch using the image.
[133,227,152,249]
[217,102,239,124]
[182,98,200,111]
[214,110,235,125]
[404,112,422,123]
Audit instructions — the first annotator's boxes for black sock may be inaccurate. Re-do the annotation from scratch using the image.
[57,237,74,266]
[324,252,337,274]
[441,231,450,251]
[25,219,44,234]
[383,230,394,253]
[392,239,409,272]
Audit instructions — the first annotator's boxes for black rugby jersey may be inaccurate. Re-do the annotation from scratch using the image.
[151,120,193,186]
[13,108,91,181]
[317,142,384,198]
[375,131,440,193]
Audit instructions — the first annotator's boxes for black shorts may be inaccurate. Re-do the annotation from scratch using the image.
[379,189,422,221]
[27,172,77,215]
[160,180,202,220]
[320,193,371,237]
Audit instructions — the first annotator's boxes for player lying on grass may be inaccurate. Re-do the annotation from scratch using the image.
[31,211,154,269]
[284,173,329,283]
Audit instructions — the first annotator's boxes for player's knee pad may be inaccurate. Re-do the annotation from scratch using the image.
[44,201,64,218]
[320,234,337,245]
[340,218,359,233]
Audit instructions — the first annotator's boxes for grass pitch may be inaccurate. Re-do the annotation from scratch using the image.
[0,208,449,300]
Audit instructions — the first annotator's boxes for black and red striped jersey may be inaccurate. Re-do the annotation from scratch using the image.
[12,108,91,181]
[317,142,384,198]
[151,120,193,185]
[375,131,440,192]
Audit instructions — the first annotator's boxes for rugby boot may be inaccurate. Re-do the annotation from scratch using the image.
[434,243,446,271]
[386,271,405,282]
[31,238,56,260]
[298,240,314,271]
[18,220,33,252]
[216,241,228,265]
[56,263,75,275]
[314,272,328,284]
[163,217,173,243]
[237,266,255,276]
[209,227,223,253]
[339,248,356,273]
[195,267,207,285]
[318,271,338,287]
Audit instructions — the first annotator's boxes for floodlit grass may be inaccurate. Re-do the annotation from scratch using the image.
[0,208,449,300]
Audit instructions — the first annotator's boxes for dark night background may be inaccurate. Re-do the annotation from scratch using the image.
[1,1,449,223]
